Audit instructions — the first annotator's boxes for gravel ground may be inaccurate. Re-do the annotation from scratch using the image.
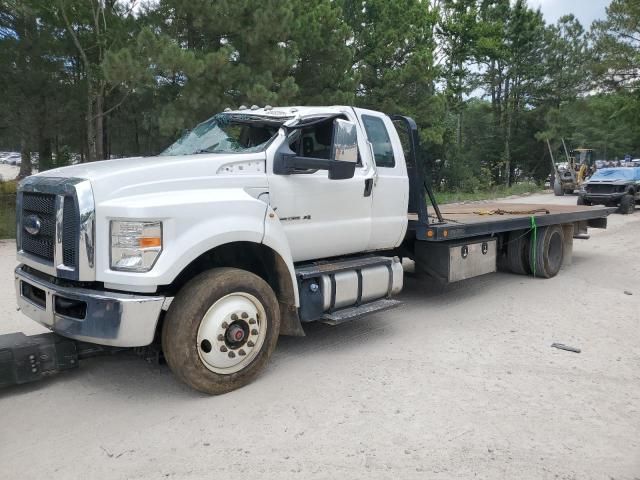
[0,192,638,480]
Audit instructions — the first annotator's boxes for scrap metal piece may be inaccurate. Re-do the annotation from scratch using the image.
[551,343,581,354]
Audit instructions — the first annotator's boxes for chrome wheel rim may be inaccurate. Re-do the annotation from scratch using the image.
[196,292,267,374]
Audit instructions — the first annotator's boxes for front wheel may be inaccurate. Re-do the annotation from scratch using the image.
[620,194,635,215]
[162,268,280,394]
[553,180,565,196]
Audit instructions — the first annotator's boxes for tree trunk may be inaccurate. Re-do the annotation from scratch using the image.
[38,136,52,172]
[95,89,105,160]
[503,77,512,187]
[134,116,140,155]
[86,81,95,163]
[18,137,32,179]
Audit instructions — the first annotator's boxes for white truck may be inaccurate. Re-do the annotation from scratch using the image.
[10,106,613,394]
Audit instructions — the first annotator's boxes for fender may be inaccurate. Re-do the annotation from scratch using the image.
[262,204,300,306]
[96,188,269,287]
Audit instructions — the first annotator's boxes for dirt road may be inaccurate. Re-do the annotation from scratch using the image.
[1,192,638,479]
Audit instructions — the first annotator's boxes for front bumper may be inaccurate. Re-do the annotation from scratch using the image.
[580,191,626,204]
[15,265,165,347]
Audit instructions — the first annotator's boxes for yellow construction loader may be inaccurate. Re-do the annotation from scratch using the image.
[548,139,594,196]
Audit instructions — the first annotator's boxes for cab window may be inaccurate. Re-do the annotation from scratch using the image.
[299,123,333,159]
[289,117,362,165]
[362,115,395,168]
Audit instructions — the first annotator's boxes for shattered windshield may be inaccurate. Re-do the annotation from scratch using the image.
[590,168,640,181]
[161,113,284,156]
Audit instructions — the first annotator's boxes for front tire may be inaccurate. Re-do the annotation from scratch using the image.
[553,180,564,196]
[162,268,280,394]
[620,194,635,215]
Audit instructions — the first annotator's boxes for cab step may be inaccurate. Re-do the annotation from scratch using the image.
[321,298,402,325]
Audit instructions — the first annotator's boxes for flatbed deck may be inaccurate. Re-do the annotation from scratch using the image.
[408,202,615,241]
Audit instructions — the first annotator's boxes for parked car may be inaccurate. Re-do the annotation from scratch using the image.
[578,167,640,214]
[7,153,20,165]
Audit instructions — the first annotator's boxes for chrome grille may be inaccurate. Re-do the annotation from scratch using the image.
[18,177,94,281]
[21,193,56,261]
[62,196,78,267]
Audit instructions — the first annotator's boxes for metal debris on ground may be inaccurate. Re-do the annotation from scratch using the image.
[551,343,581,354]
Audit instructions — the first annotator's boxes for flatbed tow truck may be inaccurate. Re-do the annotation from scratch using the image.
[1,108,614,393]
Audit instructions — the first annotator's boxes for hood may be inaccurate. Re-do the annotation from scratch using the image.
[32,152,268,202]
[587,167,640,185]
[586,179,633,186]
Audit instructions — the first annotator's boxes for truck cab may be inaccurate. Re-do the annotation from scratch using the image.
[15,106,410,393]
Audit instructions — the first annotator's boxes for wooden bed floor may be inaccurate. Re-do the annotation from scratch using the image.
[408,202,608,225]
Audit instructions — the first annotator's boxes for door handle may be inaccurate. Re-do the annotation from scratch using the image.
[364,178,373,197]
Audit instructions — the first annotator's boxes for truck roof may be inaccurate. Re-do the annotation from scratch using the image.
[224,105,352,120]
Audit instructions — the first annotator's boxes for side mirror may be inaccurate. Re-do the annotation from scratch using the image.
[328,119,357,179]
[273,119,358,180]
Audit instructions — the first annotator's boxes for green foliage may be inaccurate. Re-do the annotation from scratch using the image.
[591,0,640,90]
[344,0,444,147]
[1,0,640,197]
[435,182,541,204]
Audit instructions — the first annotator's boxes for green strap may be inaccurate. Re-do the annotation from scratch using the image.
[530,216,537,278]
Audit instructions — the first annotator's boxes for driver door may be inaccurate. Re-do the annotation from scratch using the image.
[267,113,373,262]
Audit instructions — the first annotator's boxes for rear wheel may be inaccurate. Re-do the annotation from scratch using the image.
[530,225,564,279]
[620,194,635,214]
[162,268,280,394]
[506,230,531,275]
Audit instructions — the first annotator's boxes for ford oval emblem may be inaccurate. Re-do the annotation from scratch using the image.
[24,214,42,236]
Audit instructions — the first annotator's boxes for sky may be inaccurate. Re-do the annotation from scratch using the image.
[533,0,609,28]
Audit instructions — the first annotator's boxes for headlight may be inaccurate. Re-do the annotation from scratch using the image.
[110,221,162,272]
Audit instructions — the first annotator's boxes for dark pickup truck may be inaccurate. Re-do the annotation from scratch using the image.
[578,167,640,214]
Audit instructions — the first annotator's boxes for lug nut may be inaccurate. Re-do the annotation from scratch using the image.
[220,346,228,352]
[221,321,229,329]
[241,312,248,319]
[228,351,236,358]
[231,314,238,321]
[249,318,256,324]
[247,341,254,347]
[238,349,246,356]
[251,329,258,336]
[217,334,224,341]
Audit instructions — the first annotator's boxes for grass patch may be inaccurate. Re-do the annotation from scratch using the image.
[0,194,16,239]
[0,180,18,194]
[434,182,542,205]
